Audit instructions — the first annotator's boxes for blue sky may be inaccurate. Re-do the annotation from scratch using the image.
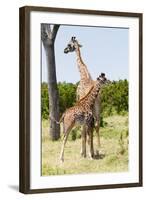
[42,25,129,83]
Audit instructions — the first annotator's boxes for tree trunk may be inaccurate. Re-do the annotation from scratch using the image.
[45,44,60,140]
[41,24,60,140]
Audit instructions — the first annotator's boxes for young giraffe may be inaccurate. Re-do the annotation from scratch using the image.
[64,36,101,158]
[59,73,107,162]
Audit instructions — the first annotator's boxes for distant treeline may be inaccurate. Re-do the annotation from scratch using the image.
[41,79,128,120]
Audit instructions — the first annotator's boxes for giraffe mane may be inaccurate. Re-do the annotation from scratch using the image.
[75,85,94,105]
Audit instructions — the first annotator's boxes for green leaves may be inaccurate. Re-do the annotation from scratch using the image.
[41,82,77,119]
[57,82,77,114]
[100,79,128,116]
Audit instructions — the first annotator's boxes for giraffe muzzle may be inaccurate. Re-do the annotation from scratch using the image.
[64,48,69,53]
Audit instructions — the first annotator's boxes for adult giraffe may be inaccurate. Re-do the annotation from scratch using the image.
[64,36,101,158]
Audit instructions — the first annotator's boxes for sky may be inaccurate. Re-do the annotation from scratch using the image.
[42,25,129,83]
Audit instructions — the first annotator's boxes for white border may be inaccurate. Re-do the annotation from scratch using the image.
[30,11,139,189]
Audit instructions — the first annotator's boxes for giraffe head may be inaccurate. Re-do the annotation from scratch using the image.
[64,36,82,54]
[96,73,109,85]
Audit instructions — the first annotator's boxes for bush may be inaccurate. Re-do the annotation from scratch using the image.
[100,79,128,116]
[41,82,77,119]
[58,82,77,114]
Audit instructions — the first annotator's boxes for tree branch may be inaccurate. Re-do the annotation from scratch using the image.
[41,23,52,42]
[52,25,60,41]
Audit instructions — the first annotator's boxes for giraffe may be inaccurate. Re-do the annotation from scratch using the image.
[58,73,108,162]
[64,36,101,158]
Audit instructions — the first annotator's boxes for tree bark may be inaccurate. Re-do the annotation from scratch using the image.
[41,24,60,140]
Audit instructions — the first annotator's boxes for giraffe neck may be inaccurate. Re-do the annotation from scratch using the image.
[85,84,100,106]
[78,81,101,107]
[75,46,92,81]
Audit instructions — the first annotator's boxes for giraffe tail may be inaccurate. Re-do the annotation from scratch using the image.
[49,113,65,124]
[49,114,66,136]
[59,113,65,123]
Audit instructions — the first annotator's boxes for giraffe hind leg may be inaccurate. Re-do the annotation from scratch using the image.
[60,132,69,163]
[60,120,74,162]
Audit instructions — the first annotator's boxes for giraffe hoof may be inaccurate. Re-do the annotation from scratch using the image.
[88,153,94,160]
[80,151,86,158]
[60,157,64,163]
[89,156,93,160]
[95,150,100,156]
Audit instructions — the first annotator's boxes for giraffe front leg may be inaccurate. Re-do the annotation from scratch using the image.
[87,127,94,159]
[93,99,101,149]
[94,120,101,157]
[95,122,100,148]
[80,125,86,158]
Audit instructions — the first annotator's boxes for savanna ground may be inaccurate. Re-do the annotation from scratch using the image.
[42,114,129,176]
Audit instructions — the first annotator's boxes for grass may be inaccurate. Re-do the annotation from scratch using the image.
[42,114,129,176]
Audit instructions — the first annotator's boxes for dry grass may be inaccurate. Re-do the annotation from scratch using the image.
[42,114,128,176]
